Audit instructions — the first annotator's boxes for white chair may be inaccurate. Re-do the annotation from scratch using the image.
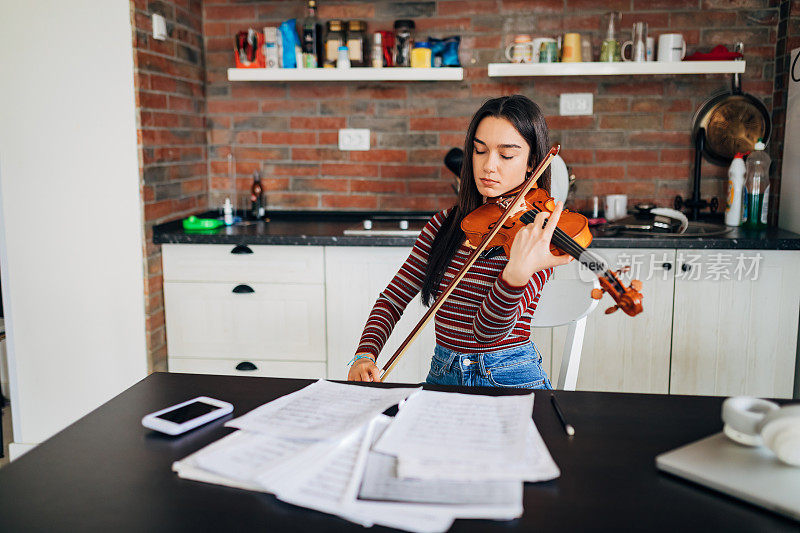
[530,275,600,391]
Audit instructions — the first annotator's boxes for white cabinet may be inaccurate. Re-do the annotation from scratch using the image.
[670,249,800,398]
[161,243,799,398]
[324,247,435,384]
[163,244,327,378]
[547,248,674,394]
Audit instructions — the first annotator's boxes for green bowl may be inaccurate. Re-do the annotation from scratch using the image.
[182,216,224,231]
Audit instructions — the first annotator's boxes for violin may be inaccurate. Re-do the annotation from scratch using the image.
[378,145,641,381]
[461,186,644,317]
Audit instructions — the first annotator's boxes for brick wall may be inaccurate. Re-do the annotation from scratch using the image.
[132,0,207,372]
[202,0,779,213]
[770,0,800,225]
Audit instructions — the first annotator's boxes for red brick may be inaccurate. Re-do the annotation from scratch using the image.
[261,132,317,145]
[233,147,287,160]
[600,115,662,130]
[568,0,629,12]
[660,149,693,163]
[204,22,229,37]
[321,163,379,177]
[348,86,408,100]
[415,17,471,33]
[439,1,499,16]
[502,0,562,11]
[407,180,455,195]
[410,117,470,131]
[378,196,452,211]
[292,148,347,161]
[268,193,320,208]
[411,149,449,164]
[260,100,317,114]
[318,132,339,145]
[317,3,374,19]
[633,0,696,9]
[546,116,595,130]
[381,165,440,179]
[350,179,406,193]
[231,85,288,99]
[294,178,349,192]
[666,99,692,112]
[471,82,524,97]
[204,5,255,20]
[440,133,467,147]
[289,85,347,99]
[594,97,629,113]
[140,91,168,109]
[532,81,600,95]
[349,150,407,163]
[321,195,378,209]
[600,81,663,96]
[169,95,194,112]
[181,178,207,195]
[271,164,320,177]
[627,165,689,180]
[596,150,658,163]
[559,149,594,164]
[572,166,625,180]
[669,10,737,28]
[207,100,258,114]
[291,116,346,130]
[630,99,663,113]
[629,132,691,147]
[234,131,258,144]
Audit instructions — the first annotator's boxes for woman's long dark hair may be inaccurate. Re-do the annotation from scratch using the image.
[420,95,551,306]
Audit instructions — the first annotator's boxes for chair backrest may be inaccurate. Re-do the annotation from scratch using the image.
[531,275,600,390]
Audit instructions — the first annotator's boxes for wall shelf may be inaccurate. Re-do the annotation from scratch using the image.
[227,67,463,82]
[488,60,745,77]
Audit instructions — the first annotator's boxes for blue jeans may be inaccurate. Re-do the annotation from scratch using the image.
[425,341,552,389]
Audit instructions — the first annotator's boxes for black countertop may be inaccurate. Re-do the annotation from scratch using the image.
[153,210,800,250]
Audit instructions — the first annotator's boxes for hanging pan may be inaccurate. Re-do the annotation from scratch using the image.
[691,47,771,166]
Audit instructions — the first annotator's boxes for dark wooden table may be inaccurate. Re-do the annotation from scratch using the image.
[0,372,796,532]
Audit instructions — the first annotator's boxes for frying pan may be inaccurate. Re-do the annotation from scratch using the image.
[691,55,771,166]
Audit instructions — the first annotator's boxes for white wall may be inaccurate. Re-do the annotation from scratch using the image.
[0,0,148,450]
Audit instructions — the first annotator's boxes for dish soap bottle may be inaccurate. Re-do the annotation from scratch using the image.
[742,139,771,229]
[725,152,745,227]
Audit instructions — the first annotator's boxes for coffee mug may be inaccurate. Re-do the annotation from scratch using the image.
[539,41,559,63]
[531,37,556,63]
[505,35,535,63]
[605,194,628,221]
[657,33,686,61]
[561,33,582,62]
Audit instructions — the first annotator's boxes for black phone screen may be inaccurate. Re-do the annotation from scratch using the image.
[155,401,220,424]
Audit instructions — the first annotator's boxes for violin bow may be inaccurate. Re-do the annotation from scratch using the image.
[378,145,561,382]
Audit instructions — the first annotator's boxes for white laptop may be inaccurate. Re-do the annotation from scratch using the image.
[656,432,800,521]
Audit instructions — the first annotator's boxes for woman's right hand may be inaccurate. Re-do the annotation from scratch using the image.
[348,357,381,382]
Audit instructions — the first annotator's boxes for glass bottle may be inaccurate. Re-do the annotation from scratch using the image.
[301,0,323,68]
[324,20,344,68]
[394,19,415,67]
[346,20,367,67]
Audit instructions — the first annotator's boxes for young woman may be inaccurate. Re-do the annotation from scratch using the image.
[347,95,572,388]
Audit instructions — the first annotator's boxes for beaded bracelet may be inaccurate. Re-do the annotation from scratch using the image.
[346,353,376,367]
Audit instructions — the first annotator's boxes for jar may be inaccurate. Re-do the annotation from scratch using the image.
[410,42,432,68]
[346,20,367,67]
[371,31,383,67]
[324,20,344,68]
[336,46,351,68]
[394,19,415,67]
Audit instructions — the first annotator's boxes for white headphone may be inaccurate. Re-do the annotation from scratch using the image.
[721,396,800,467]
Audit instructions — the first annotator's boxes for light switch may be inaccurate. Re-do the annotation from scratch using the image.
[152,13,167,41]
[338,129,370,151]
[559,93,593,116]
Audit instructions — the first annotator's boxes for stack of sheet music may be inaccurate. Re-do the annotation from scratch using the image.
[173,380,560,533]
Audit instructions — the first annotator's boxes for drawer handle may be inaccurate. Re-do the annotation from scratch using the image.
[231,244,253,255]
[681,264,692,272]
[232,284,255,294]
[235,361,258,371]
[662,262,672,271]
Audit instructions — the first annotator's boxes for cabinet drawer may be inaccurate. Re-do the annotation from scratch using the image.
[169,357,326,379]
[164,281,325,360]
[162,244,324,283]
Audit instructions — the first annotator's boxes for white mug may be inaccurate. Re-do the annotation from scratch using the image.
[657,34,686,62]
[605,194,628,221]
[531,37,556,63]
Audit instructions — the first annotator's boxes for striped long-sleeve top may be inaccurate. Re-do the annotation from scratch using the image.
[356,209,552,358]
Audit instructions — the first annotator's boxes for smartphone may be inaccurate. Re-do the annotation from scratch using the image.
[141,396,233,435]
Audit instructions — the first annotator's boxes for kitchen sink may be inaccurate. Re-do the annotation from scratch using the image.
[595,220,733,238]
[343,215,427,237]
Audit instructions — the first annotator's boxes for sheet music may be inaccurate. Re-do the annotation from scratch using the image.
[374,390,533,464]
[226,380,419,440]
[396,420,561,481]
[344,416,524,521]
[263,419,455,533]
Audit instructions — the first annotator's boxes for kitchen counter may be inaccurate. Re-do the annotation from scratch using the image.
[153,210,800,250]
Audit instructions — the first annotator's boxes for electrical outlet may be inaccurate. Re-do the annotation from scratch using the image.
[559,93,593,116]
[338,129,370,151]
[152,13,167,41]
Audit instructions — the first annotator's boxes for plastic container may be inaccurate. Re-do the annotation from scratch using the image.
[725,152,746,226]
[182,216,224,231]
[742,139,771,229]
[336,46,351,68]
[411,42,432,68]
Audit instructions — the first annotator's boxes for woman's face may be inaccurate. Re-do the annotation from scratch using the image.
[472,116,533,198]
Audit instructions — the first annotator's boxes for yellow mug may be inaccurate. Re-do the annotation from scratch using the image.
[561,33,582,62]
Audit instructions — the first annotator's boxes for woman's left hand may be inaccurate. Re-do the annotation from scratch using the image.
[501,201,573,286]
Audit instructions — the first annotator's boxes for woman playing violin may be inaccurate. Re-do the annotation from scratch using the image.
[348,95,573,388]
